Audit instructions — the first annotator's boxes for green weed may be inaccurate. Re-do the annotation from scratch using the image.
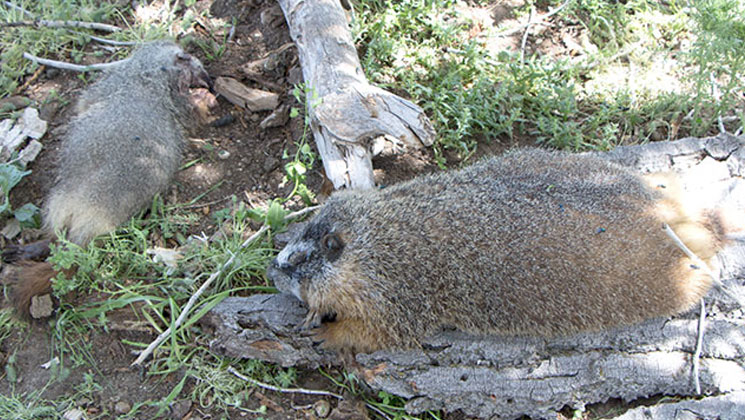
[353,0,744,161]
[282,83,319,205]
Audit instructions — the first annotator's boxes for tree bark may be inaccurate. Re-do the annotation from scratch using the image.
[203,134,745,419]
[277,0,435,190]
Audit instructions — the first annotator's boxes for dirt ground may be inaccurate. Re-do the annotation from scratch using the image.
[0,0,650,418]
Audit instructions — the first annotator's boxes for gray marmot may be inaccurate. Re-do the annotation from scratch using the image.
[10,40,211,315]
[268,149,733,353]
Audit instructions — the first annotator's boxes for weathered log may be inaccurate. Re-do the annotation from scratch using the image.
[276,0,435,190]
[203,134,745,419]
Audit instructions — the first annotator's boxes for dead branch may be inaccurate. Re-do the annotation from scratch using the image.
[23,52,129,72]
[2,19,121,32]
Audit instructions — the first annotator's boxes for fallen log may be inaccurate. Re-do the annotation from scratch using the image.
[277,0,435,190]
[203,134,745,419]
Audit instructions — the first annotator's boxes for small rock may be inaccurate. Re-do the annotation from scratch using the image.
[0,96,30,112]
[1,219,21,240]
[218,149,231,160]
[29,293,54,319]
[313,400,331,418]
[260,5,284,28]
[18,139,43,166]
[211,114,235,128]
[19,107,47,140]
[287,66,303,86]
[328,399,369,420]
[169,399,192,419]
[259,105,290,130]
[263,156,279,173]
[114,401,131,414]
[63,408,85,420]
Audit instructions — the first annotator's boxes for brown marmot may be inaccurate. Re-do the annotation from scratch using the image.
[8,40,211,315]
[267,148,734,353]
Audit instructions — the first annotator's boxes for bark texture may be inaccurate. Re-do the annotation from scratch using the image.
[203,134,745,419]
[277,0,435,190]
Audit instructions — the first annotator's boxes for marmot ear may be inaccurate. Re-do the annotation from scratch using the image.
[320,232,344,262]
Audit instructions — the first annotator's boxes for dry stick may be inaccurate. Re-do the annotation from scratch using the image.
[662,223,717,278]
[519,5,534,65]
[15,64,44,94]
[2,1,33,17]
[662,223,720,395]
[227,366,343,399]
[710,73,726,134]
[131,206,320,366]
[693,298,706,395]
[69,30,137,46]
[497,0,572,38]
[2,19,121,32]
[23,52,129,72]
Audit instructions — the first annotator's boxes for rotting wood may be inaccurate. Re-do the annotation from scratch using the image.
[213,76,279,112]
[203,134,745,419]
[276,0,435,190]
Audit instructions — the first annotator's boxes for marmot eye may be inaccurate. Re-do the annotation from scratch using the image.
[320,233,344,262]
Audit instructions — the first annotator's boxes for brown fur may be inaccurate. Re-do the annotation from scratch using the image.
[268,149,734,353]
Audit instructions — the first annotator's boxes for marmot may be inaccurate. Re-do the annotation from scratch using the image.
[268,149,735,353]
[8,40,211,315]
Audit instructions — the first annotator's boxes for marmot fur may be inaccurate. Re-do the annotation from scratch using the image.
[268,149,732,353]
[8,41,211,315]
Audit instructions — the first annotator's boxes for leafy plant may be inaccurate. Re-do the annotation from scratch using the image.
[282,83,318,204]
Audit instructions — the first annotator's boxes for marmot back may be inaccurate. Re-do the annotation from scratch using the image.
[45,40,210,245]
[268,149,727,353]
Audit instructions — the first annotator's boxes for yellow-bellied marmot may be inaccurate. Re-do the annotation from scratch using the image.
[268,148,735,353]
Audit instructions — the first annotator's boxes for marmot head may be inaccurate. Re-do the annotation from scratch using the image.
[267,193,366,306]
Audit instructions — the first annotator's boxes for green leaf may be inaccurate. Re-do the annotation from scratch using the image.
[265,200,287,230]
[13,203,39,223]
[0,164,31,196]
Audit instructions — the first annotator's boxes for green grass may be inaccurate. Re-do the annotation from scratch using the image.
[352,0,745,162]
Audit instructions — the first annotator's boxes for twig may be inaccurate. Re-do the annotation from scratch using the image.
[2,1,32,17]
[519,5,534,65]
[662,223,716,278]
[14,64,44,94]
[497,0,572,38]
[131,205,320,366]
[227,366,344,399]
[710,73,725,134]
[23,52,129,72]
[2,19,121,32]
[69,30,137,46]
[692,298,706,395]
